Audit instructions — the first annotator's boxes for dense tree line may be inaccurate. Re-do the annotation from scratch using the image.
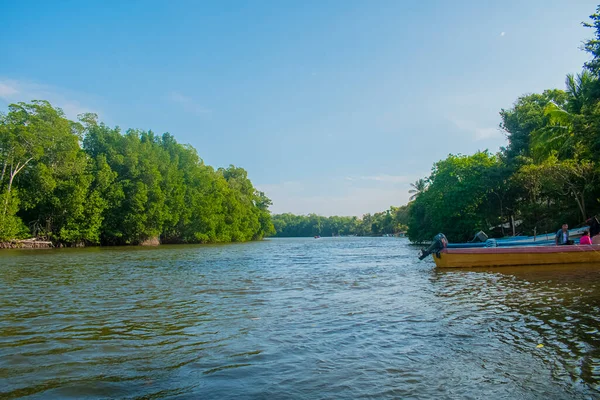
[271,205,410,237]
[407,6,600,243]
[0,102,274,245]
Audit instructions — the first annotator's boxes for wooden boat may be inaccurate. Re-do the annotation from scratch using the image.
[432,244,600,268]
[418,233,600,268]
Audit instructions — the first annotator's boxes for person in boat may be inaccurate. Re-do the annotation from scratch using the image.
[555,223,570,245]
[580,230,593,245]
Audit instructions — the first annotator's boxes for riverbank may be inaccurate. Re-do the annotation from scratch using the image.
[0,236,267,250]
[0,238,54,249]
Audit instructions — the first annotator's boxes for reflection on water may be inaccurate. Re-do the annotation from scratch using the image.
[1,239,599,399]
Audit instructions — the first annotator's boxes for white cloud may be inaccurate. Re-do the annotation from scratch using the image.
[168,91,211,115]
[0,78,97,119]
[500,32,506,37]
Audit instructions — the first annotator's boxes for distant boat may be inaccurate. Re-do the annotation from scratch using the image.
[314,235,320,239]
[419,233,600,268]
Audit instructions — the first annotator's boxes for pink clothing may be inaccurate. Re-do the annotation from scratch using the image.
[580,235,592,245]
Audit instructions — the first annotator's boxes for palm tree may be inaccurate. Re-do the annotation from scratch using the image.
[530,102,576,160]
[531,71,596,160]
[408,179,427,201]
[564,70,595,114]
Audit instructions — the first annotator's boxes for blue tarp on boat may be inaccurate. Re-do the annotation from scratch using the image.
[446,226,588,248]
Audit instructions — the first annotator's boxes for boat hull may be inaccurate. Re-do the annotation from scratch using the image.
[432,245,600,268]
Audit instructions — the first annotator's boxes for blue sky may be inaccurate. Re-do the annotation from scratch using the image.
[1,0,597,215]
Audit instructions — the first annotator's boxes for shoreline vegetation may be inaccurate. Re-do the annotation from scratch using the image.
[0,102,275,248]
[270,207,409,238]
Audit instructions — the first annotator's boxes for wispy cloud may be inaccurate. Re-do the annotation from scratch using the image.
[500,32,506,37]
[168,91,211,116]
[473,127,500,140]
[0,78,96,119]
[0,82,19,97]
[449,117,501,141]
[345,174,411,184]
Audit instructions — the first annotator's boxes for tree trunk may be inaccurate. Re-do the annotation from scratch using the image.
[572,191,586,222]
[0,159,7,188]
[2,171,15,217]
[511,215,516,237]
[499,197,504,236]
[2,158,33,217]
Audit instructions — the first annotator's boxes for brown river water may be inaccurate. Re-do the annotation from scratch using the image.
[1,237,600,399]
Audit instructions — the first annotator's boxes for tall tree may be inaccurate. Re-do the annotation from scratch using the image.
[0,102,59,227]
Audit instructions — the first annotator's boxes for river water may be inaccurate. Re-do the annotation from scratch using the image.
[1,237,600,399]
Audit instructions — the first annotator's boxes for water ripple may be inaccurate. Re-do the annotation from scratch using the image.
[1,239,600,398]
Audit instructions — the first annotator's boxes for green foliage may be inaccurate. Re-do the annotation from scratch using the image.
[0,101,273,246]
[0,189,28,241]
[0,101,104,245]
[527,72,597,162]
[515,156,596,225]
[500,90,568,165]
[407,152,504,243]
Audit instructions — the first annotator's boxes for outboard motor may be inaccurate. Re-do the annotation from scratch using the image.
[418,233,448,260]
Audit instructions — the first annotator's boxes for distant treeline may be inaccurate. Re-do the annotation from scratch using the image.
[406,6,600,243]
[271,206,409,237]
[0,101,274,245]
